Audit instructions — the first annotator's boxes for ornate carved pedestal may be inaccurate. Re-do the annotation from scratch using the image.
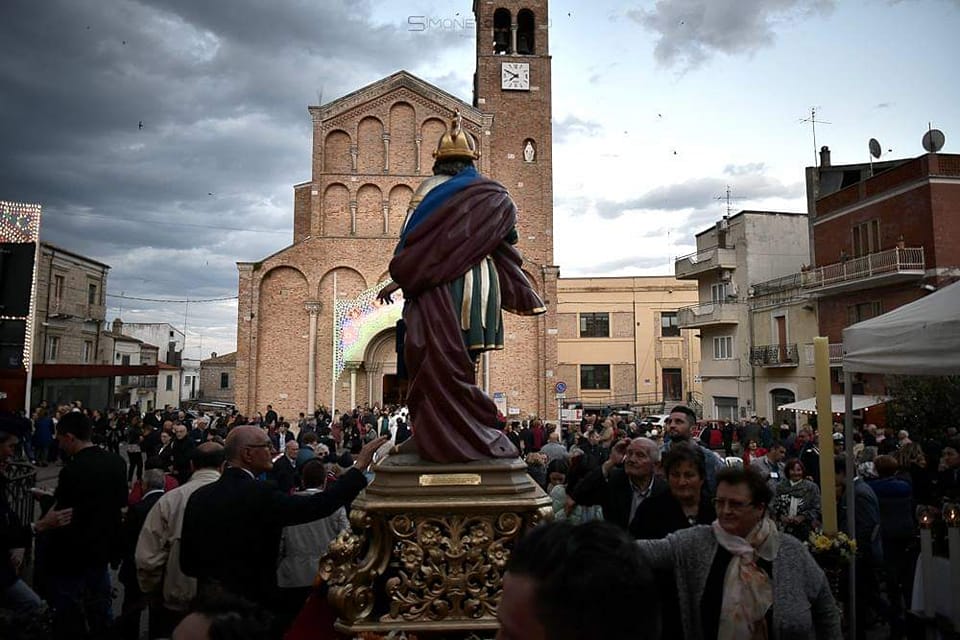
[320,453,552,637]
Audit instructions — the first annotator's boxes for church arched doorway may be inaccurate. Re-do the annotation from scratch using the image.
[363,329,402,407]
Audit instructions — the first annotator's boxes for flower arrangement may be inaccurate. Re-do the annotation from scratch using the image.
[806,530,857,563]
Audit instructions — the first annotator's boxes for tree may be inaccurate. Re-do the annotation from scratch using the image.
[885,375,960,441]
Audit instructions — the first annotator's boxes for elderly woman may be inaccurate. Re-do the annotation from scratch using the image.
[637,466,840,640]
[633,443,715,539]
[773,458,821,541]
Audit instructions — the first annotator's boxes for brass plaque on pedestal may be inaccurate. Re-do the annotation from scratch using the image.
[319,453,552,636]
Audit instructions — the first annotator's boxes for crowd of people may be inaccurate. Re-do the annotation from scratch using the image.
[1,399,958,639]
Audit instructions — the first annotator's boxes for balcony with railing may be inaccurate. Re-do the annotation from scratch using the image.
[674,245,737,280]
[800,247,924,295]
[750,344,800,368]
[677,301,743,328]
[829,343,843,367]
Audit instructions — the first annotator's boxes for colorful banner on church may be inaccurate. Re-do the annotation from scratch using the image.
[333,280,403,381]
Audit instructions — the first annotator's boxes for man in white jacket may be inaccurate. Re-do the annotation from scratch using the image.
[135,442,224,638]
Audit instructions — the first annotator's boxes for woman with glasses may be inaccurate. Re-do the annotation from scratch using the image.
[636,466,840,640]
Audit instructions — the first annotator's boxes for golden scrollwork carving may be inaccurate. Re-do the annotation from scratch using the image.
[383,511,524,623]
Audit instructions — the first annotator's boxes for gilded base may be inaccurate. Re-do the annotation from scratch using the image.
[319,453,552,636]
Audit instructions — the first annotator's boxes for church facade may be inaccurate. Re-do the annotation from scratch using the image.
[234,1,559,421]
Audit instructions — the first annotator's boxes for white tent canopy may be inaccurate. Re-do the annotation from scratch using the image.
[843,279,960,374]
[777,394,889,414]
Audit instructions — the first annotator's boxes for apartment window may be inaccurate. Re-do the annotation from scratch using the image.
[166,375,173,391]
[87,283,97,305]
[711,283,728,303]
[183,375,191,386]
[580,364,610,390]
[713,336,734,360]
[579,313,609,338]
[848,301,882,325]
[220,372,230,389]
[53,275,65,305]
[46,336,60,362]
[82,340,93,363]
[660,312,680,337]
[852,219,881,257]
[714,396,739,422]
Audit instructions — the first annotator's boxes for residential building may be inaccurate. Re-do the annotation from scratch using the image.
[116,322,184,368]
[29,243,156,409]
[804,147,960,395]
[675,210,810,421]
[556,276,701,414]
[200,351,236,404]
[181,358,201,404]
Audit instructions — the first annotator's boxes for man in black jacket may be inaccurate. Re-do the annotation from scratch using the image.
[180,426,388,623]
[270,440,300,494]
[44,411,128,639]
[570,437,666,535]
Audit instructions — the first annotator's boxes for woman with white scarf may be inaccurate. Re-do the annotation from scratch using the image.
[636,466,840,640]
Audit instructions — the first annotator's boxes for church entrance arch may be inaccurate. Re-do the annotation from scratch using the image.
[364,328,400,407]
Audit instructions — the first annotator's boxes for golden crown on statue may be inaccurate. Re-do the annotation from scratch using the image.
[433,110,480,160]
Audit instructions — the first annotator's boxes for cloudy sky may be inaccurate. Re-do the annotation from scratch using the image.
[2,0,958,359]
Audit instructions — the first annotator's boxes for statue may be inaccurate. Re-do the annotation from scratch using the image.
[377,112,546,463]
[523,140,535,162]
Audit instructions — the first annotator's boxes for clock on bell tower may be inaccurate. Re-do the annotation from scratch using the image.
[472,0,559,421]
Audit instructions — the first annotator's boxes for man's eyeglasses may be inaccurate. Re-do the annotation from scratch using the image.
[712,498,754,511]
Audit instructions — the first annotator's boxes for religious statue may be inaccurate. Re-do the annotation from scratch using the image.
[523,140,535,162]
[377,112,546,463]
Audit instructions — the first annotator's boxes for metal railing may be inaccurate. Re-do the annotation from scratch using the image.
[801,247,924,290]
[749,344,800,367]
[829,343,843,365]
[677,301,741,327]
[2,461,37,532]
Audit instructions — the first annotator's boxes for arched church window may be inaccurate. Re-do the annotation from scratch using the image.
[493,8,511,55]
[517,9,535,55]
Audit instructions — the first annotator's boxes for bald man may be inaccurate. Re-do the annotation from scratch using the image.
[180,427,388,620]
[570,437,667,536]
[136,442,226,638]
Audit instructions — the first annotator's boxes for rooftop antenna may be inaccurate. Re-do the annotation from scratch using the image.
[868,138,881,176]
[714,185,744,217]
[922,123,945,153]
[800,107,831,167]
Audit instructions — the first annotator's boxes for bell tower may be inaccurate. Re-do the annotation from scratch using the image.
[473,0,559,419]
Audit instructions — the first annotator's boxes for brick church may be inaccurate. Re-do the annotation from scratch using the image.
[234,1,559,421]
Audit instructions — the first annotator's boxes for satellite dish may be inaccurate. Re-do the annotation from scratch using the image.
[868,138,882,159]
[922,129,945,153]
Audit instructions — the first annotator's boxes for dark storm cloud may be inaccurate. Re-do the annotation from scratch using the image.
[627,0,836,69]
[0,0,471,354]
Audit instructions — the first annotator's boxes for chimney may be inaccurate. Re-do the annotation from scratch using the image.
[112,318,123,334]
[210,352,217,359]
[819,145,831,168]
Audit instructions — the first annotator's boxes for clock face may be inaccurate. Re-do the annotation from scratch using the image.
[501,62,530,91]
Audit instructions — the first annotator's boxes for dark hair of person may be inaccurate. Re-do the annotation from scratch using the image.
[302,432,318,445]
[663,441,706,479]
[506,520,660,640]
[191,595,273,640]
[834,454,848,476]
[432,157,475,176]
[546,458,569,476]
[300,459,327,490]
[0,430,14,445]
[192,445,225,470]
[55,411,92,441]
[784,457,804,477]
[715,465,773,507]
[874,454,899,478]
[669,405,697,426]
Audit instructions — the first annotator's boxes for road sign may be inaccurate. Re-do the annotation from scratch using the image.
[555,381,567,394]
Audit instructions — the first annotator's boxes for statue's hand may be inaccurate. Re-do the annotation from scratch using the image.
[377,282,400,304]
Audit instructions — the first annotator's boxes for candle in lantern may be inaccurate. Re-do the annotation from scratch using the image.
[944,503,960,631]
[919,507,936,621]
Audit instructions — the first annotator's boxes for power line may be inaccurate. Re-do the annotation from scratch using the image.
[106,293,238,303]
